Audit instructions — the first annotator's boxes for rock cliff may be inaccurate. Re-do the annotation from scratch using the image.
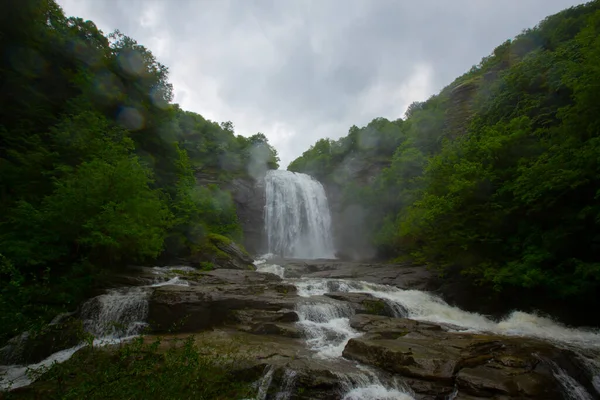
[195,171,266,255]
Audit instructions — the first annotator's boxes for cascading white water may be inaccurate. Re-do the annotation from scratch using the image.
[80,287,150,339]
[252,255,600,399]
[264,170,335,259]
[339,371,414,400]
[0,272,188,391]
[275,369,297,400]
[547,360,595,400]
[249,366,297,400]
[295,278,600,351]
[296,300,359,358]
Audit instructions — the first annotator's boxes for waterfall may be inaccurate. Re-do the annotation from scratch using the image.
[80,287,151,340]
[264,170,335,259]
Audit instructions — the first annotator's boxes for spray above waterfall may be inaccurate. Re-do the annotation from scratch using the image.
[264,170,335,259]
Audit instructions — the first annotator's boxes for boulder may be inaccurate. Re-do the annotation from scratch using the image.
[210,234,255,269]
[147,275,297,333]
[342,315,569,399]
[456,365,552,398]
[189,234,255,271]
[324,292,397,317]
[343,337,461,382]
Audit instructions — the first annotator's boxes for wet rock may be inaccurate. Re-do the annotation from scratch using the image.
[342,315,569,399]
[324,292,396,317]
[224,177,266,254]
[148,278,297,333]
[247,323,302,338]
[278,259,433,290]
[349,314,444,338]
[233,309,299,325]
[343,337,461,382]
[456,365,559,398]
[210,235,255,270]
[0,317,84,365]
[189,269,284,285]
[189,234,255,271]
[94,266,163,289]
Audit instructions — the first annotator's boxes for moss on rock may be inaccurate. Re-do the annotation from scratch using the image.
[189,234,255,271]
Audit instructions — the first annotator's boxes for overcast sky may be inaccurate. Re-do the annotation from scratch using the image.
[58,0,586,168]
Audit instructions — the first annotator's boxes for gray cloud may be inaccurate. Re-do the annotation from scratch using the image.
[58,0,586,167]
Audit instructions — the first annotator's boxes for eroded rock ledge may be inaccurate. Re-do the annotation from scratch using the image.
[342,314,591,399]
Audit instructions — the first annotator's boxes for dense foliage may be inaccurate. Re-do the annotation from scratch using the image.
[290,1,600,317]
[0,0,278,342]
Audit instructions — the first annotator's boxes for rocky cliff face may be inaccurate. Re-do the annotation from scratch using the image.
[322,154,388,260]
[194,171,265,255]
[225,177,265,254]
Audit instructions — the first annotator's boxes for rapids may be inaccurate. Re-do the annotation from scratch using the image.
[254,255,600,399]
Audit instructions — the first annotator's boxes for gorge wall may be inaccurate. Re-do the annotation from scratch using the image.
[321,155,388,261]
[195,172,266,255]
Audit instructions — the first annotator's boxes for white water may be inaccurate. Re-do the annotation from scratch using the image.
[0,270,190,391]
[254,256,286,278]
[296,300,359,358]
[293,278,600,350]
[251,255,416,398]
[81,287,151,339]
[252,255,600,399]
[264,170,335,259]
[548,360,595,400]
[0,345,85,391]
[274,369,297,400]
[338,368,415,400]
[255,365,275,400]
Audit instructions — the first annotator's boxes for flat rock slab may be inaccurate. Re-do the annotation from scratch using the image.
[343,337,461,382]
[276,259,433,290]
[148,282,297,333]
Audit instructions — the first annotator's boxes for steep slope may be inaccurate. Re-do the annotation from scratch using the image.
[0,0,277,342]
[289,1,600,325]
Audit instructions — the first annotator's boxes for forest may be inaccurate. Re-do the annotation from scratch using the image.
[4,1,600,398]
[289,1,600,317]
[0,0,279,343]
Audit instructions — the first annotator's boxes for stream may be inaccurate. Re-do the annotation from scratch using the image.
[1,258,600,398]
[2,170,600,398]
[254,255,600,399]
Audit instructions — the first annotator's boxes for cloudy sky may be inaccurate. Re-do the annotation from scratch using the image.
[58,0,586,167]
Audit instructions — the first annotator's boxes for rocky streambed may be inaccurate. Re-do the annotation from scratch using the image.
[2,258,600,399]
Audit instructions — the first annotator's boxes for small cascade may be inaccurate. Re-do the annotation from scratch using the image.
[255,365,275,400]
[296,299,358,358]
[274,369,297,400]
[81,287,150,340]
[547,360,595,400]
[249,366,298,400]
[338,369,415,400]
[264,170,335,259]
[0,345,85,391]
[1,270,190,391]
[578,354,600,395]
